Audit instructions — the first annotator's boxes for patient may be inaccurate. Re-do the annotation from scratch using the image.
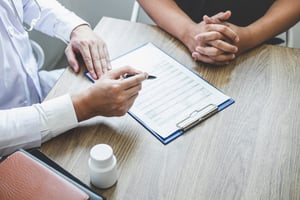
[138,0,300,65]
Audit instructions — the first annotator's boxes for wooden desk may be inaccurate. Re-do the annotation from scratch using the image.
[43,17,300,200]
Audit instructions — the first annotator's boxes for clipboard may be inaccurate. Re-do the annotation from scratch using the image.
[85,43,234,144]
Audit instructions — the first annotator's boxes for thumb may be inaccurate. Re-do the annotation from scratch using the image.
[65,45,80,73]
[217,10,231,21]
[203,10,231,24]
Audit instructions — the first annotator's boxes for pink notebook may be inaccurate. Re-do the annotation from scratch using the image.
[0,151,89,200]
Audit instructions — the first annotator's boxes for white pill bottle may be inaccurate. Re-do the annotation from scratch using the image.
[88,144,118,189]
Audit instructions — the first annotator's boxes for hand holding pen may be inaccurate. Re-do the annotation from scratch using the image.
[78,66,149,119]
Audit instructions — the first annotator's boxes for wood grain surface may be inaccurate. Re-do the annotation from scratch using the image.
[42,17,300,200]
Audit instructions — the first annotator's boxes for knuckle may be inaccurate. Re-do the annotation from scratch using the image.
[89,39,97,46]
[214,40,223,48]
[219,26,226,32]
[133,77,141,85]
[210,48,219,55]
[114,104,127,116]
[79,40,89,47]
[110,84,121,93]
[101,42,107,48]
[115,95,125,104]
[216,32,223,39]
[137,84,142,91]
[92,56,101,62]
[83,56,92,64]
[119,106,128,115]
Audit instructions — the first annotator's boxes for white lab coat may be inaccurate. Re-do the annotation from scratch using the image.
[0,0,85,156]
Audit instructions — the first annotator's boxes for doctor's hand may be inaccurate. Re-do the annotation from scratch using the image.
[65,24,112,80]
[71,66,148,122]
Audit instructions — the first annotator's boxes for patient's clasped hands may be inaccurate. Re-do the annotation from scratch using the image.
[188,11,240,65]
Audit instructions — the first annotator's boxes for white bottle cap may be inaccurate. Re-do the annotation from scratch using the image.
[90,144,113,168]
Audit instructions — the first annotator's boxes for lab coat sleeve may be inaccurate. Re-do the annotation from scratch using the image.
[37,94,78,143]
[24,0,89,43]
[0,94,78,156]
[0,106,41,156]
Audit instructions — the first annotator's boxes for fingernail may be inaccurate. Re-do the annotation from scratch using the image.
[91,72,98,80]
[192,53,198,61]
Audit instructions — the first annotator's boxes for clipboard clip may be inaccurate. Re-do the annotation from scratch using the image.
[176,104,218,131]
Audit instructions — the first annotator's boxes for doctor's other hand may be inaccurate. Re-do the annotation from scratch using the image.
[71,66,148,121]
[65,24,112,80]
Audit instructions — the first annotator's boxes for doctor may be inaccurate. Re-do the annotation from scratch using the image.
[0,0,147,156]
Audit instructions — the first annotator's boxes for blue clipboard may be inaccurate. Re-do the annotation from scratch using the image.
[84,43,234,145]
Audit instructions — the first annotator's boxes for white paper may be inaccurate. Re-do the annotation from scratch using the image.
[112,43,231,139]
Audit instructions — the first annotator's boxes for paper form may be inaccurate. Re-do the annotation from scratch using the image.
[111,43,232,140]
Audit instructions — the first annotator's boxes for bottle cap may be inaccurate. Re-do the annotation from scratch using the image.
[90,144,113,168]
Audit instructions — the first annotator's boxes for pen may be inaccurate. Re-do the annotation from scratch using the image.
[122,73,157,80]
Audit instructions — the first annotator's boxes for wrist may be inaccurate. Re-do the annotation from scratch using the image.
[70,24,91,39]
[71,90,93,122]
[180,22,199,52]
[237,26,255,54]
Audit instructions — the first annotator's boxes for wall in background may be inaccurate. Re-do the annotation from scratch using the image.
[30,1,299,70]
